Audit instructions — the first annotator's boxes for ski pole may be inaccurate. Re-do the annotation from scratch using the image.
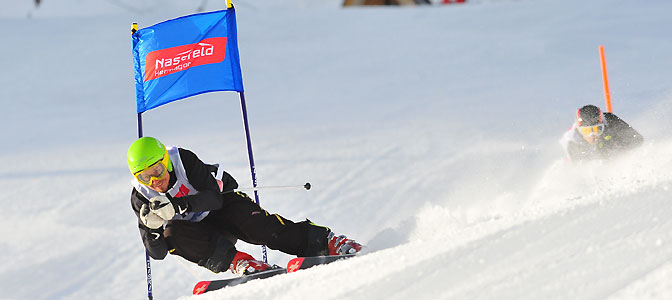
[221,182,312,194]
[238,182,311,192]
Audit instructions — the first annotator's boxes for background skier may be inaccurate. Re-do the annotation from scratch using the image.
[559,104,643,161]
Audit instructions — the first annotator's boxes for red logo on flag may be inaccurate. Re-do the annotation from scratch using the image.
[144,37,227,81]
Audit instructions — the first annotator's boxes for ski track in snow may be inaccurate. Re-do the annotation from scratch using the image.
[184,141,672,300]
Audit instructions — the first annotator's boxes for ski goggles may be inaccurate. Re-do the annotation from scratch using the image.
[578,124,605,137]
[134,152,169,186]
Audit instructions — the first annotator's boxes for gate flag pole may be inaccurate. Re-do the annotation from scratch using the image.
[133,21,154,300]
[238,91,268,262]
[599,45,613,113]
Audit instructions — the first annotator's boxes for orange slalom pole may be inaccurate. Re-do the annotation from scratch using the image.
[599,45,613,112]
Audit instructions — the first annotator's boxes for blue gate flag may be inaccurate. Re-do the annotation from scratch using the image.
[132,8,244,113]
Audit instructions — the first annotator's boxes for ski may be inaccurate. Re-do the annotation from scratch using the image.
[192,267,286,295]
[192,255,357,294]
[286,254,357,273]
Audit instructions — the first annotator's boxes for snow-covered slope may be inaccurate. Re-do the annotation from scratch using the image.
[1,0,671,299]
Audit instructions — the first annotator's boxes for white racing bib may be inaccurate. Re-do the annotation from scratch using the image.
[133,146,210,222]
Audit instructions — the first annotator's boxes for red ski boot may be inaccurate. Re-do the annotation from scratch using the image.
[327,232,363,255]
[230,251,272,276]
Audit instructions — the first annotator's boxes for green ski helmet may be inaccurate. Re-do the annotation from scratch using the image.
[127,137,173,174]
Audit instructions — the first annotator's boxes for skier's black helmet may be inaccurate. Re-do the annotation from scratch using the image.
[576,105,603,126]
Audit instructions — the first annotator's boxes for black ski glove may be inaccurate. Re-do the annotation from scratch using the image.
[146,228,164,241]
[197,236,237,273]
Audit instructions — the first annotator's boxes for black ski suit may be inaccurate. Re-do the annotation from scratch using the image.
[560,112,643,161]
[130,148,330,270]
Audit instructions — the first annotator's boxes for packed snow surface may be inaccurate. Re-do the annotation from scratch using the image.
[1,0,671,299]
